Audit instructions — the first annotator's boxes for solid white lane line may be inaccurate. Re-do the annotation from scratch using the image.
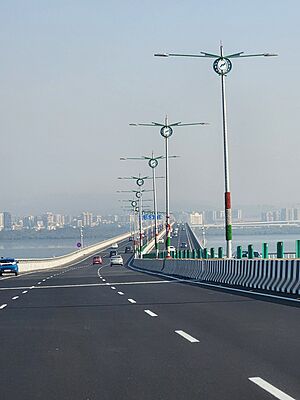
[118,292,124,295]
[128,263,300,305]
[175,330,199,343]
[249,378,296,400]
[102,279,106,282]
[37,282,41,285]
[111,286,116,290]
[12,296,19,300]
[0,304,7,309]
[42,279,46,282]
[128,299,136,304]
[0,280,171,292]
[22,291,28,294]
[144,309,158,317]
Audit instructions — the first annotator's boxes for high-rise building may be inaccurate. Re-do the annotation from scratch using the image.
[189,212,203,225]
[281,208,294,221]
[0,212,12,230]
[82,212,93,227]
[232,209,242,221]
[23,216,35,229]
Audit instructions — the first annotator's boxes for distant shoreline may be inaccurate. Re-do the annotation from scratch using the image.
[0,225,127,241]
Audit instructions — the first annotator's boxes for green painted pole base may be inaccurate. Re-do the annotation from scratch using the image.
[237,245,242,259]
[218,247,223,259]
[277,241,284,258]
[248,244,254,259]
[210,248,215,259]
[296,240,300,258]
[262,242,268,259]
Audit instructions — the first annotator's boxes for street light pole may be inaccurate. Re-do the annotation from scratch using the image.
[80,226,84,248]
[120,153,176,258]
[164,115,171,258]
[155,44,277,257]
[130,117,208,258]
[150,154,159,257]
[219,44,232,258]
[118,176,146,258]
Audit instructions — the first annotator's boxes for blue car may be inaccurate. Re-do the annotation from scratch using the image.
[0,258,19,276]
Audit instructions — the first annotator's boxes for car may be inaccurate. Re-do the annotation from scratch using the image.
[180,242,188,248]
[158,238,164,244]
[111,243,118,249]
[110,250,118,257]
[125,246,133,253]
[92,255,103,265]
[110,255,124,266]
[129,236,134,242]
[233,250,262,259]
[0,257,18,276]
[169,246,176,252]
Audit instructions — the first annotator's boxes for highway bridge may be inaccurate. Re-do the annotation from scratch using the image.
[0,233,299,399]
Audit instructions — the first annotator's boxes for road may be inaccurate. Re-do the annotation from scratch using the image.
[170,223,194,251]
[0,237,299,399]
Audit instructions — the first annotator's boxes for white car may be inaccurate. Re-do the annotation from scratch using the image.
[169,246,176,252]
[110,255,123,266]
[111,243,118,249]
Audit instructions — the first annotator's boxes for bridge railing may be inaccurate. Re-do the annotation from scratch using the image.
[18,231,132,272]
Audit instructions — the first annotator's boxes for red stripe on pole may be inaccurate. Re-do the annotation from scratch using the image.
[225,192,231,209]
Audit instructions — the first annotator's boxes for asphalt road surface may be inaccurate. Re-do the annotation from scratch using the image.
[0,237,299,400]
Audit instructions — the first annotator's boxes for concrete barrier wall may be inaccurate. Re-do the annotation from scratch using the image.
[18,231,131,272]
[186,223,204,250]
[131,258,300,295]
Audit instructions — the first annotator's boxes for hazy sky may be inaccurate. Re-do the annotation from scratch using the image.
[0,0,299,215]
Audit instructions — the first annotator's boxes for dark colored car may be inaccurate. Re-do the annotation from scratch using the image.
[92,255,103,265]
[0,257,18,276]
[180,242,188,248]
[110,250,118,257]
[125,246,133,253]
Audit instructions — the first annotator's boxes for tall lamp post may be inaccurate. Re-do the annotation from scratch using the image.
[117,190,152,256]
[118,176,148,258]
[155,44,277,258]
[130,116,208,258]
[120,152,178,257]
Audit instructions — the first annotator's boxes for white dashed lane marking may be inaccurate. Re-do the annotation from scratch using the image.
[249,377,296,400]
[128,299,136,304]
[144,310,158,317]
[12,296,19,300]
[0,304,7,309]
[22,291,28,294]
[111,287,116,290]
[118,292,124,295]
[175,330,199,343]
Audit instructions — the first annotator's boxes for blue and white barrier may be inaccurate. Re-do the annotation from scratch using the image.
[131,258,300,295]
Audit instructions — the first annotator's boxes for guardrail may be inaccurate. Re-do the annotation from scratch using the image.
[186,223,204,250]
[130,258,300,295]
